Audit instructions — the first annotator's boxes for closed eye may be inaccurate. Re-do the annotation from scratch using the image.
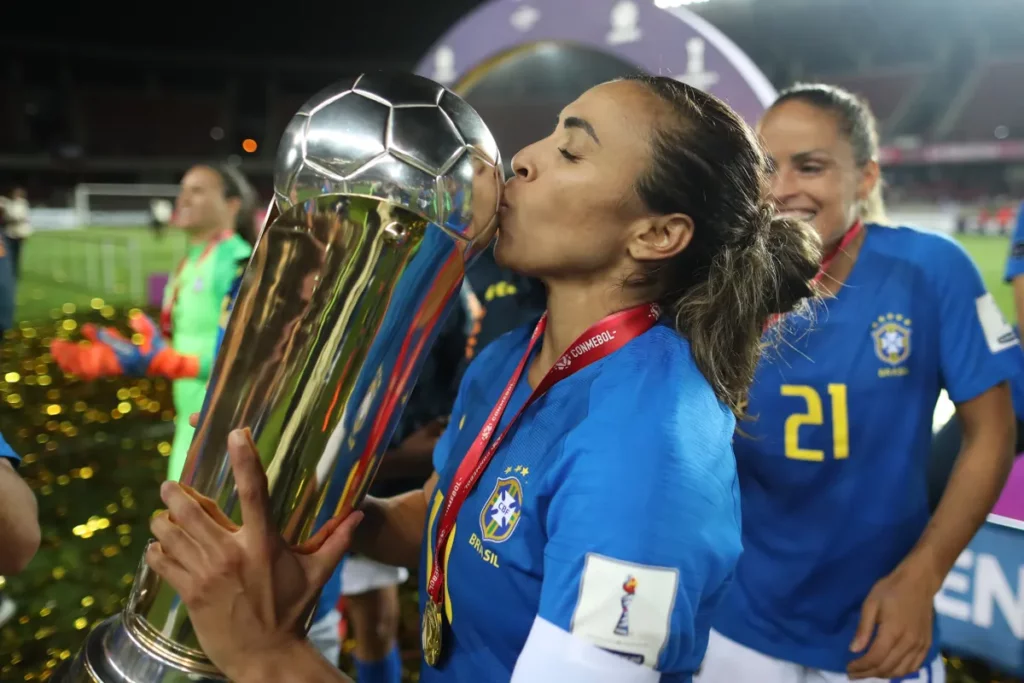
[559,148,581,163]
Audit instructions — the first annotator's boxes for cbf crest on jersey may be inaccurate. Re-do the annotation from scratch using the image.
[871,314,911,376]
[480,476,523,543]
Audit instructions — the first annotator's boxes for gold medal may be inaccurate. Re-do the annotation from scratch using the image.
[422,599,444,667]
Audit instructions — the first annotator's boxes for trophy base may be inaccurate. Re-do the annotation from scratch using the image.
[55,615,228,683]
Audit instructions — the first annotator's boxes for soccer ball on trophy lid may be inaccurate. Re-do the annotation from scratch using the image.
[274,71,502,243]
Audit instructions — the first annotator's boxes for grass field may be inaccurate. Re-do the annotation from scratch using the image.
[12,228,1019,325]
[958,233,1015,319]
[16,228,188,322]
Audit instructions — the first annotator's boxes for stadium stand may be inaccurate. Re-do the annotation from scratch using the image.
[829,65,928,130]
[943,57,1024,141]
[74,86,227,157]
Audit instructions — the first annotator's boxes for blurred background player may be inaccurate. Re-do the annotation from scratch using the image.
[0,230,14,338]
[149,197,174,241]
[49,163,256,481]
[0,188,32,280]
[697,84,1023,683]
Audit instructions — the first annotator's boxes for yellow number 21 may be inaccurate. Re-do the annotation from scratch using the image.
[780,384,849,461]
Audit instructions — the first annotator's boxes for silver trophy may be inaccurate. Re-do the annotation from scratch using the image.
[57,71,502,682]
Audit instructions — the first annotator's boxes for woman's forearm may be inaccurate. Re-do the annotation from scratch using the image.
[351,474,434,569]
[905,391,1014,585]
[0,459,41,574]
[238,639,353,683]
[375,446,435,482]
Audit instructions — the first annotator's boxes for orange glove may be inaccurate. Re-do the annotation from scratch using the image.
[50,313,199,380]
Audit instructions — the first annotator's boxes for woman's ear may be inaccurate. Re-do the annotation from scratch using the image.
[628,213,694,262]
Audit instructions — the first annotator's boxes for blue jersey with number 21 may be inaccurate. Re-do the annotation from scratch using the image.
[712,224,1024,672]
[420,321,742,682]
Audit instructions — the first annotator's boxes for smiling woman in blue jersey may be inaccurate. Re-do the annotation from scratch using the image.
[694,84,1024,683]
[140,75,824,683]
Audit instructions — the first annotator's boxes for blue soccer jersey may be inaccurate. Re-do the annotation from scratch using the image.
[419,322,742,682]
[712,224,1024,672]
[0,238,14,335]
[0,431,20,465]
[1003,201,1024,284]
[1002,200,1024,419]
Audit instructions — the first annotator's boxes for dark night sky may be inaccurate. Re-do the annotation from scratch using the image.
[0,1,488,64]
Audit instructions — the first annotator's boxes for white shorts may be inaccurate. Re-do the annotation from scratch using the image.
[340,555,409,596]
[307,608,342,665]
[694,629,946,683]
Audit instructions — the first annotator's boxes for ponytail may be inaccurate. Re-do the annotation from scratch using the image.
[667,204,822,416]
[623,74,824,418]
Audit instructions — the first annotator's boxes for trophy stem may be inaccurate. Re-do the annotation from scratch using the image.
[58,543,228,682]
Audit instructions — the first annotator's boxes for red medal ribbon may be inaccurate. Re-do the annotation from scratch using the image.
[765,220,863,330]
[811,220,863,288]
[425,302,661,607]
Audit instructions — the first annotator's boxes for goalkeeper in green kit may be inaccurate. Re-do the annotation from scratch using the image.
[51,164,256,482]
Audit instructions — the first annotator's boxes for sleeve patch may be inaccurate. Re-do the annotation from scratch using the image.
[568,553,678,669]
[976,293,1018,354]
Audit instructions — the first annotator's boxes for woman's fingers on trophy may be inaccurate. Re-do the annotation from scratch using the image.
[145,541,194,601]
[227,428,273,540]
[180,484,240,533]
[159,481,230,558]
[150,508,206,573]
[302,509,364,589]
[189,412,200,428]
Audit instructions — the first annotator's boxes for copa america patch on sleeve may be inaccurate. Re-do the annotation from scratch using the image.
[568,553,678,669]
[976,292,1018,354]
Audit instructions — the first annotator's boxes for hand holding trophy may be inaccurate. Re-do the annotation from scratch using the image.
[146,428,365,681]
[57,71,502,683]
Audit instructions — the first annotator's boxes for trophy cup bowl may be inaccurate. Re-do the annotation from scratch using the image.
[57,71,502,682]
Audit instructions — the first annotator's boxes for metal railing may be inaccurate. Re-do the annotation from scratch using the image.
[28,232,149,301]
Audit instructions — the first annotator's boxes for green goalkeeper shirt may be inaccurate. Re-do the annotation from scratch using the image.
[163,232,251,481]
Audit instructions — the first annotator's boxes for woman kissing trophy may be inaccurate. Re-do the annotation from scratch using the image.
[56,71,503,683]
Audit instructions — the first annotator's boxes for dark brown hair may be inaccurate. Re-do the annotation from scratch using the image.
[625,75,822,417]
[771,83,885,222]
[203,162,258,244]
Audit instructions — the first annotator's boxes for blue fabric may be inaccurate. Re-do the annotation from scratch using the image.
[420,322,741,682]
[354,645,403,683]
[0,430,19,465]
[0,236,15,334]
[1001,204,1024,421]
[1002,200,1024,283]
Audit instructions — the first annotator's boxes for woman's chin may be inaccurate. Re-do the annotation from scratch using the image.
[493,230,511,265]
[493,230,522,270]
